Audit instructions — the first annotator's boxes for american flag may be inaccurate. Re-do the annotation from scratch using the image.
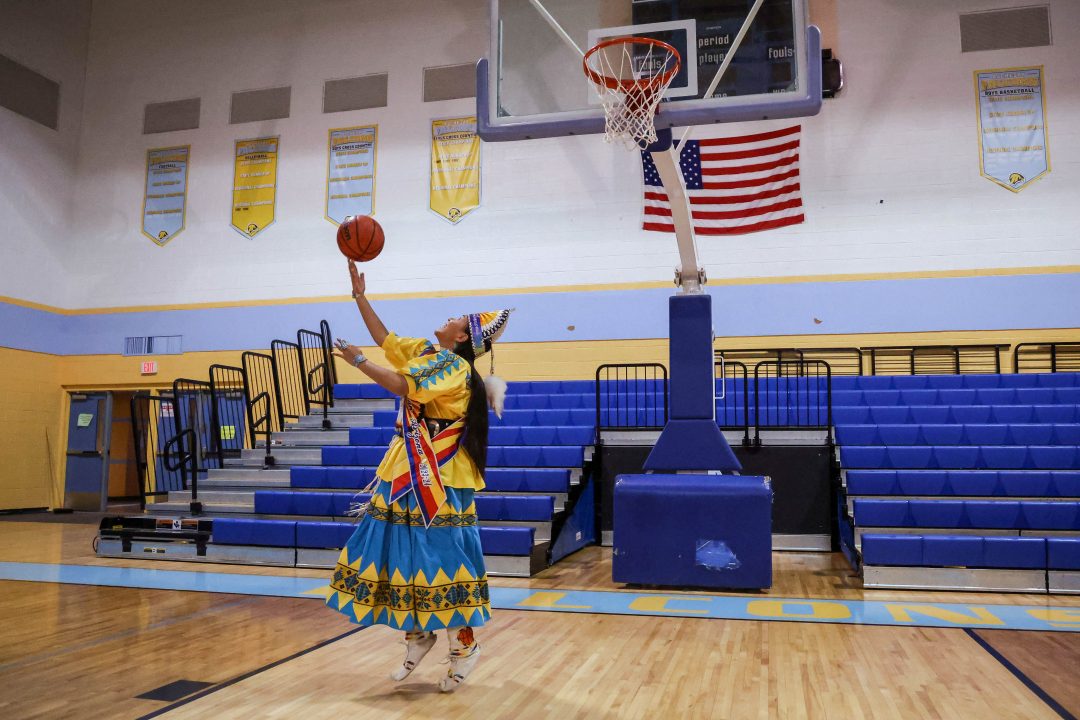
[642,125,804,235]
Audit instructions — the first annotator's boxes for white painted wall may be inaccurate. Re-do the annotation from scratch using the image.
[50,0,1080,308]
[0,0,92,307]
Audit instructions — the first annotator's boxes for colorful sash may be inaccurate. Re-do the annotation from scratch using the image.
[387,400,463,527]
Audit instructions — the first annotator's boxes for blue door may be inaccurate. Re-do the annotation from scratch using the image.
[64,393,112,511]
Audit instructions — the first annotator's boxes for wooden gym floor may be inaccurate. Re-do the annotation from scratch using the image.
[0,518,1077,720]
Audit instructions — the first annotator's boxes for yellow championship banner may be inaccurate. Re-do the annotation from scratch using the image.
[430,116,481,224]
[232,136,279,237]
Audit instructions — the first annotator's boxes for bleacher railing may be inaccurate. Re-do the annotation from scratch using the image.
[715,359,751,447]
[595,363,668,433]
[715,343,1031,376]
[298,321,334,430]
[1014,342,1080,374]
[131,392,185,511]
[868,344,1006,375]
[242,351,280,467]
[719,347,862,376]
[172,378,216,512]
[208,365,248,466]
[271,338,308,421]
[753,360,833,445]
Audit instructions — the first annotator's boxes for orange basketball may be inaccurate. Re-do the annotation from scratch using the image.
[336,215,384,262]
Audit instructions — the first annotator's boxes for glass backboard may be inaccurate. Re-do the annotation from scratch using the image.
[478,0,821,141]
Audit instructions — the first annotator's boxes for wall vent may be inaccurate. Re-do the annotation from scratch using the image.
[230,86,291,124]
[959,6,1051,53]
[423,63,476,102]
[124,335,183,356]
[323,73,388,113]
[0,52,60,130]
[143,98,201,134]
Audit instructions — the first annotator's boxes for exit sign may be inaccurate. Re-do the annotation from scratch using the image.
[141,360,158,375]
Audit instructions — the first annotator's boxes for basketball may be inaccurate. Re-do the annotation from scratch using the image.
[336,215,384,262]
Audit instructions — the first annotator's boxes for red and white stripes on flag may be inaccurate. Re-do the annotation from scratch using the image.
[641,125,804,235]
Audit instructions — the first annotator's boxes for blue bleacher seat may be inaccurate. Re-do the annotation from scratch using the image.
[939,389,977,404]
[484,468,571,493]
[869,407,910,424]
[348,427,397,445]
[1047,538,1080,569]
[212,518,296,547]
[909,500,965,528]
[963,501,1021,529]
[853,499,910,526]
[296,521,355,548]
[833,407,871,424]
[291,466,377,489]
[948,471,1000,496]
[856,498,1080,530]
[322,446,387,466]
[862,534,1046,569]
[475,495,555,522]
[1054,471,1080,497]
[951,406,992,423]
[923,376,964,390]
[910,406,950,423]
[846,470,896,495]
[1021,502,1080,530]
[991,406,1034,423]
[923,535,984,566]
[962,425,1008,445]
[254,491,364,517]
[861,534,922,565]
[480,526,536,555]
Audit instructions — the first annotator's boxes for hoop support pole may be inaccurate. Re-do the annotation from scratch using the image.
[650,137,702,295]
[528,0,584,57]
[674,0,766,154]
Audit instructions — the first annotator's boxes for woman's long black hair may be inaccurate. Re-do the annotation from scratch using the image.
[453,339,489,477]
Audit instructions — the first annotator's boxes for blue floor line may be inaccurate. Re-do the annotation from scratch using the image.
[2,561,1078,633]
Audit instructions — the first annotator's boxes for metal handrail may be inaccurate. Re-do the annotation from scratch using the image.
[1013,342,1080,374]
[594,363,668,436]
[715,359,751,447]
[753,360,833,445]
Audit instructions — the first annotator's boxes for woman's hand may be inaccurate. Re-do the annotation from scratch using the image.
[348,261,366,299]
[334,338,365,367]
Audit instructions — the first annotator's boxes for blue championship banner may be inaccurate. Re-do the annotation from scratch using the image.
[430,116,481,224]
[325,125,377,224]
[141,146,189,246]
[975,66,1050,192]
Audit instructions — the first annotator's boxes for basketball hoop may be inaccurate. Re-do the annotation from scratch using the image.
[583,36,681,150]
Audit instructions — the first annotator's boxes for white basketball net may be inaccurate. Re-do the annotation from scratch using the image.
[584,39,680,150]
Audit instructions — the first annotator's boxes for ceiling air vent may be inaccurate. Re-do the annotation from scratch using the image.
[959,6,1051,53]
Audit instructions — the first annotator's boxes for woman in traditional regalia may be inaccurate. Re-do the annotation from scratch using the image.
[327,260,511,692]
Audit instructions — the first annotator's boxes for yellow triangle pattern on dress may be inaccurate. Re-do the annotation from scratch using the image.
[413,568,430,587]
[359,561,380,581]
[453,564,477,582]
[390,568,408,586]
[430,568,452,586]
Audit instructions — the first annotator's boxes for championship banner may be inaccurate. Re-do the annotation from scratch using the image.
[325,125,377,224]
[430,116,481,224]
[141,146,189,246]
[232,137,279,237]
[975,66,1050,192]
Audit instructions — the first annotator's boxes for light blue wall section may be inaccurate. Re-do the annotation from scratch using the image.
[3,272,1079,356]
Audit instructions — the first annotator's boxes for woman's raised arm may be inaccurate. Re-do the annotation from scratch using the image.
[349,261,389,347]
